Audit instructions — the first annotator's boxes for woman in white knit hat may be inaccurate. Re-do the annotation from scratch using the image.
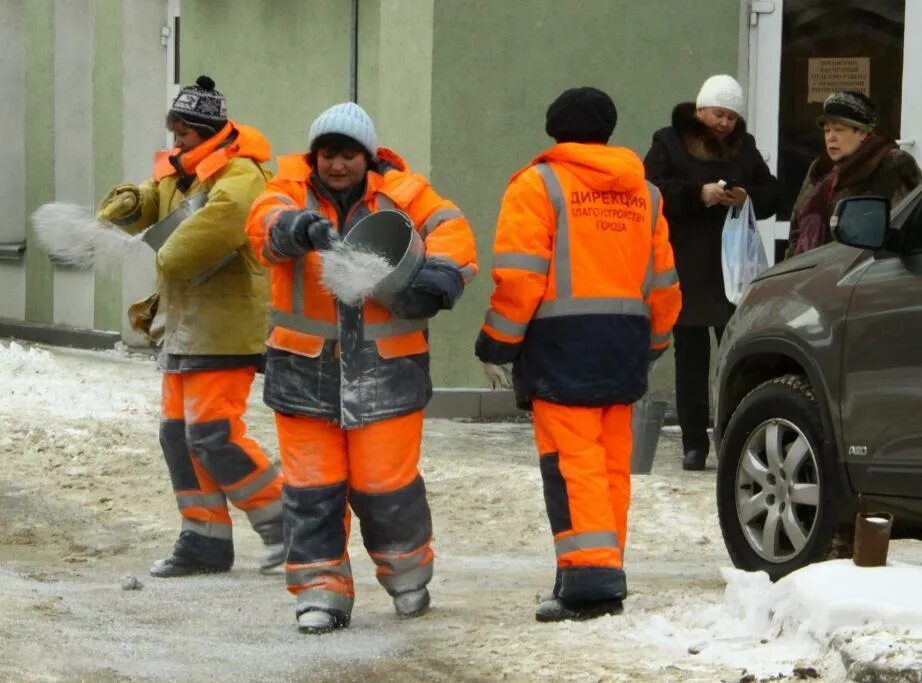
[246,102,478,634]
[643,75,779,471]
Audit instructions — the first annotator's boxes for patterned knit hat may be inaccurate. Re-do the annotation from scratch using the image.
[817,91,877,131]
[169,75,228,136]
[308,102,378,156]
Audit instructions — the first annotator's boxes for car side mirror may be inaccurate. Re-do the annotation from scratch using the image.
[830,196,890,250]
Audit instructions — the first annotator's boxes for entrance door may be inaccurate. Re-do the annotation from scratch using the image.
[747,0,917,264]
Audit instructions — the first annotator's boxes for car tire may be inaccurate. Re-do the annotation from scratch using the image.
[717,374,840,580]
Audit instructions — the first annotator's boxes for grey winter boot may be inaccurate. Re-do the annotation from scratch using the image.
[252,516,286,573]
[393,587,431,618]
[258,543,286,574]
[297,608,350,635]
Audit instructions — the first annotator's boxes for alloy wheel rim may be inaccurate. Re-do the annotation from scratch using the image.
[734,418,821,563]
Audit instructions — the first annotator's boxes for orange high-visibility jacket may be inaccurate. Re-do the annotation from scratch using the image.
[247,148,477,428]
[475,143,681,407]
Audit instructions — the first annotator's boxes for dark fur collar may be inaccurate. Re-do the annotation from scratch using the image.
[808,133,897,187]
[671,101,747,161]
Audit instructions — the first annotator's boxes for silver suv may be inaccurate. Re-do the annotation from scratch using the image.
[714,188,922,579]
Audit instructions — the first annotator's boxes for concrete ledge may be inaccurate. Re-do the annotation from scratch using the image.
[0,320,681,424]
[426,387,679,424]
[0,318,120,350]
[425,388,528,420]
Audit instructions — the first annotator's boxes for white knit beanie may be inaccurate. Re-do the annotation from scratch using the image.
[308,102,378,156]
[695,75,744,115]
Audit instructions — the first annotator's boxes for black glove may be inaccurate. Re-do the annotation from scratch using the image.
[269,209,338,258]
[388,259,465,320]
[388,288,443,319]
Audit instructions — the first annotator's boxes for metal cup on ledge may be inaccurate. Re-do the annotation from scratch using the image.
[852,512,893,567]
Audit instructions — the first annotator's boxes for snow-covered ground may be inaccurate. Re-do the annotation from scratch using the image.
[1,340,921,682]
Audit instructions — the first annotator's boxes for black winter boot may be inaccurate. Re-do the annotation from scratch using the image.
[682,449,707,471]
[535,597,624,622]
[149,530,233,578]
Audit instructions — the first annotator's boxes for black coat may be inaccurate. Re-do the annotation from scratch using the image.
[643,103,779,326]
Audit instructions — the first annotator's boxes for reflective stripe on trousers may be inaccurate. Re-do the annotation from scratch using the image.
[160,369,283,534]
[277,410,434,610]
[532,399,632,570]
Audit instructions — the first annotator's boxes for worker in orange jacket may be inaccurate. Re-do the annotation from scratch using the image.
[475,87,681,622]
[96,76,284,577]
[246,102,477,634]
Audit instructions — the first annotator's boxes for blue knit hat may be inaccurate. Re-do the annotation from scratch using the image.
[308,102,378,156]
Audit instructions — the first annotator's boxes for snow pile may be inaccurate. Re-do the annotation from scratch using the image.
[0,340,58,376]
[320,241,395,305]
[31,203,145,270]
[0,342,157,421]
[620,560,922,677]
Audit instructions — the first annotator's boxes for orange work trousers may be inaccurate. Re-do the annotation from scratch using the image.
[160,369,283,546]
[532,398,631,603]
[276,410,433,619]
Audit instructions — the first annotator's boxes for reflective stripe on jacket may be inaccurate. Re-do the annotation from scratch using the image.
[476,142,681,407]
[246,148,477,428]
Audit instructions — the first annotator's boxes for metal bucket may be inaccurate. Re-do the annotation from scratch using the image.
[342,209,424,306]
[630,398,666,474]
[141,192,207,251]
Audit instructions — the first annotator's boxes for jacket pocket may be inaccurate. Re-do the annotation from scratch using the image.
[374,331,428,359]
[269,326,325,358]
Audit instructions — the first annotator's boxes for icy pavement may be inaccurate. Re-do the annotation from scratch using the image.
[1,340,921,682]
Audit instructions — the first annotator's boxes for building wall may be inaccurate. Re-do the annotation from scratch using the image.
[24,0,55,324]
[92,0,124,332]
[7,0,742,394]
[52,0,96,330]
[0,0,27,320]
[120,0,169,345]
[16,0,165,337]
[178,0,352,162]
[427,0,742,390]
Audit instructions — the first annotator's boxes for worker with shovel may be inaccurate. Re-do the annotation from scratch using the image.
[476,87,681,622]
[246,102,477,634]
[96,76,286,578]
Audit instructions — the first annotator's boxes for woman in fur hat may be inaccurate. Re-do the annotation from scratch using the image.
[785,91,921,259]
[643,74,779,471]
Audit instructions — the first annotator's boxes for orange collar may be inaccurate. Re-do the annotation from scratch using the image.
[152,121,271,182]
[154,123,234,181]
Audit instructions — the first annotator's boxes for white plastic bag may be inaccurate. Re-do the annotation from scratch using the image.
[721,198,768,305]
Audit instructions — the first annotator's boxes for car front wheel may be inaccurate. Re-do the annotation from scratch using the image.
[717,374,840,580]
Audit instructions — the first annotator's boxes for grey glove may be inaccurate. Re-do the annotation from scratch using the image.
[303,215,339,251]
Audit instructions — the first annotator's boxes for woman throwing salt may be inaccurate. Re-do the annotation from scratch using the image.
[246,102,477,634]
